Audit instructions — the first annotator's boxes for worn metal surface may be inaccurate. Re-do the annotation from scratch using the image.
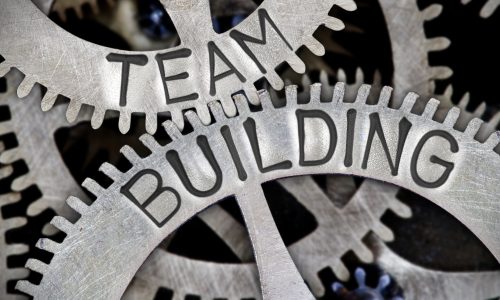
[15,84,500,299]
[0,0,356,133]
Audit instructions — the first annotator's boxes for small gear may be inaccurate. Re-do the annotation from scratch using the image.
[16,83,500,299]
[52,0,116,21]
[0,0,356,134]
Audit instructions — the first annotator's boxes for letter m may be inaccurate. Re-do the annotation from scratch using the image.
[230,9,292,73]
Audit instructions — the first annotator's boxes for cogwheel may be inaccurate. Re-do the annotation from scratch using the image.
[0,193,29,300]
[0,0,356,134]
[366,234,500,299]
[0,71,89,224]
[16,83,500,299]
[379,0,452,105]
[52,0,116,21]
[461,0,499,18]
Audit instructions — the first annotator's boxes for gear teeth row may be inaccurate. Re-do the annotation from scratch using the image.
[1,193,30,299]
[53,0,116,22]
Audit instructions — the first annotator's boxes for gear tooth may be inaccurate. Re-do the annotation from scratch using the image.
[443,107,461,127]
[373,222,395,241]
[82,178,106,197]
[74,5,84,19]
[184,110,204,130]
[422,4,443,21]
[162,121,183,141]
[336,0,357,11]
[332,260,350,281]
[195,105,211,126]
[0,62,12,78]
[332,82,346,103]
[66,196,89,215]
[423,98,440,119]
[303,36,325,56]
[489,111,500,128]
[15,280,37,296]
[66,100,82,123]
[36,238,61,253]
[221,96,237,117]
[171,110,185,132]
[41,90,58,112]
[0,165,13,180]
[6,243,29,256]
[473,101,487,117]
[319,70,330,86]
[0,148,20,164]
[324,16,345,31]
[90,107,106,129]
[50,216,74,234]
[285,54,306,74]
[480,1,498,18]
[145,114,158,135]
[426,37,451,52]
[89,0,100,14]
[8,267,29,279]
[373,70,382,86]
[310,83,322,103]
[118,112,132,134]
[171,293,185,300]
[354,85,371,103]
[4,217,27,232]
[355,67,364,83]
[377,86,393,107]
[389,198,413,219]
[139,134,161,154]
[465,118,484,137]
[400,92,419,112]
[208,101,226,122]
[266,71,285,90]
[337,68,347,82]
[353,242,374,263]
[457,92,469,110]
[17,77,36,99]
[306,272,326,297]
[258,90,274,110]
[12,174,33,192]
[99,162,122,181]
[285,85,298,106]
[0,120,13,136]
[431,66,453,80]
[233,94,251,115]
[484,131,500,149]
[243,85,260,106]
[301,74,312,89]
[25,259,48,274]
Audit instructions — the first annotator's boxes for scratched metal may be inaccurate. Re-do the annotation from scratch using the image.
[0,0,356,133]
[15,83,500,299]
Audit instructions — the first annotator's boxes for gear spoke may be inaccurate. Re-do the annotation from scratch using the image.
[236,183,314,300]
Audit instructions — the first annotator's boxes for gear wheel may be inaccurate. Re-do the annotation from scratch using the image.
[0,0,356,134]
[15,83,500,299]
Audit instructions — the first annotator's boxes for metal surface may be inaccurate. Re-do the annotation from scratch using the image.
[16,83,500,299]
[0,0,356,133]
[380,0,452,105]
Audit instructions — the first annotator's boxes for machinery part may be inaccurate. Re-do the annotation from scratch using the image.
[0,0,356,134]
[332,267,403,300]
[461,0,499,18]
[379,0,452,105]
[52,0,116,21]
[16,83,500,299]
[367,234,500,299]
[31,0,54,14]
[1,68,411,299]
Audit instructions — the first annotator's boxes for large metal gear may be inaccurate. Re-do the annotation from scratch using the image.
[0,0,356,134]
[15,83,500,299]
